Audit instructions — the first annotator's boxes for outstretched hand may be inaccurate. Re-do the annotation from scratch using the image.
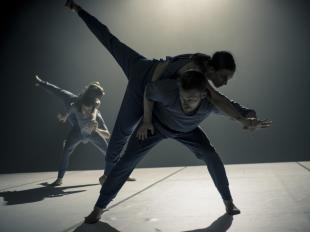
[136,122,154,140]
[242,117,272,131]
[34,74,43,87]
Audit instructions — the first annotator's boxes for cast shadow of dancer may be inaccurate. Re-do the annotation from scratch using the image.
[183,213,233,232]
[72,221,120,232]
[69,213,232,232]
[0,182,99,205]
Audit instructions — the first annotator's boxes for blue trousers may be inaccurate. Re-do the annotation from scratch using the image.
[58,128,108,179]
[78,9,158,174]
[95,122,232,208]
[38,81,110,178]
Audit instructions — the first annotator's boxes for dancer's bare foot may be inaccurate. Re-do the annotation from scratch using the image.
[84,207,104,224]
[99,174,136,185]
[126,176,136,181]
[224,200,241,215]
[65,0,81,13]
[50,178,63,186]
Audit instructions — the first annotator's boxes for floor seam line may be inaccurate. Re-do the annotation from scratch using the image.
[105,166,187,211]
[296,162,310,172]
[59,167,187,232]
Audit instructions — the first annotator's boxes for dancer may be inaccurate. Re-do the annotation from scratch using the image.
[64,1,271,223]
[35,75,134,186]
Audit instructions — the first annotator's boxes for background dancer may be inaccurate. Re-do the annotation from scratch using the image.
[35,75,113,186]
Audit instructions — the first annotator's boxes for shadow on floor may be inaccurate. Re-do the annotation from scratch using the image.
[0,182,99,205]
[183,213,233,232]
[73,221,120,232]
[67,213,232,232]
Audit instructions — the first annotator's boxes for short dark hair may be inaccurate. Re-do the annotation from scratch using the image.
[178,70,207,92]
[190,53,211,74]
[210,51,236,72]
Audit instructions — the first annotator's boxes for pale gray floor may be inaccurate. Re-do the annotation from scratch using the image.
[0,162,309,232]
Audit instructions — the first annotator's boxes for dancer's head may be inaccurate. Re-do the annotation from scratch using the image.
[77,82,105,115]
[177,70,208,112]
[191,51,236,88]
[83,81,105,99]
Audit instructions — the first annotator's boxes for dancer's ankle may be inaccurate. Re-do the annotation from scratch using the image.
[94,206,104,215]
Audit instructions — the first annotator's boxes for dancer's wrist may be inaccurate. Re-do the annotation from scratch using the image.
[143,118,152,124]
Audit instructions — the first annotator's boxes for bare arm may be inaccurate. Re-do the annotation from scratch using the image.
[206,82,271,129]
[96,128,111,139]
[142,90,154,124]
[96,111,111,139]
[209,82,247,118]
[143,61,170,123]
[85,109,109,136]
[136,61,169,140]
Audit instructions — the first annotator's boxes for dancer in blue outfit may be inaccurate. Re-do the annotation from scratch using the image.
[35,75,136,186]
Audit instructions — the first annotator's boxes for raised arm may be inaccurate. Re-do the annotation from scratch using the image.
[34,74,77,109]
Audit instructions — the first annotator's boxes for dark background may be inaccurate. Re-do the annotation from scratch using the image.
[1,0,309,173]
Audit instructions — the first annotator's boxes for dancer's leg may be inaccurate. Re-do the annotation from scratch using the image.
[84,128,165,223]
[87,131,112,174]
[76,7,158,172]
[174,127,240,215]
[175,127,232,201]
[98,130,164,207]
[104,85,144,174]
[77,8,155,81]
[57,128,82,179]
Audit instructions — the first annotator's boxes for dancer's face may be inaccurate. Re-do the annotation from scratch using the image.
[208,69,234,88]
[81,105,93,117]
[179,88,207,112]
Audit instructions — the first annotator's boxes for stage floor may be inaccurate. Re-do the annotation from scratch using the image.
[0,162,309,232]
